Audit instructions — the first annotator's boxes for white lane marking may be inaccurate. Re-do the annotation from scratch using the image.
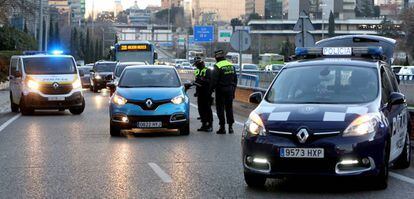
[390,172,414,185]
[148,163,173,183]
[0,114,20,132]
[190,103,244,126]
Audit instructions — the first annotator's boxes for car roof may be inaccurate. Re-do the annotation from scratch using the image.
[124,65,175,70]
[95,61,117,64]
[14,54,74,59]
[286,57,380,69]
[117,62,146,65]
[116,40,151,45]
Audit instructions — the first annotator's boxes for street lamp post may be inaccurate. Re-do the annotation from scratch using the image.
[320,1,327,40]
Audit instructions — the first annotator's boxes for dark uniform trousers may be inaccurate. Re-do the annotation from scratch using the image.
[197,92,213,124]
[215,86,235,126]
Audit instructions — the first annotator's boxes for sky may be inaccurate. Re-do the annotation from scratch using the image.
[86,0,161,14]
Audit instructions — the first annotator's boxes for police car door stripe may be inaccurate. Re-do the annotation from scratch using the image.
[323,112,346,121]
[346,107,368,115]
[268,112,290,121]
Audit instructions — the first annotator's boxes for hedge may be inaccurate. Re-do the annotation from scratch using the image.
[0,51,21,82]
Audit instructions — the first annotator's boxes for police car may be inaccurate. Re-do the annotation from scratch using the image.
[242,36,411,189]
[9,52,85,115]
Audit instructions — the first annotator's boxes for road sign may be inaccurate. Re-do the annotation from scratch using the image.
[293,11,315,31]
[194,26,214,42]
[188,35,194,45]
[230,31,251,52]
[178,35,186,46]
[235,26,251,33]
[295,31,315,47]
[218,29,232,43]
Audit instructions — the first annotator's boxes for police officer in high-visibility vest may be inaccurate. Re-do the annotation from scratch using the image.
[193,57,213,132]
[211,50,237,134]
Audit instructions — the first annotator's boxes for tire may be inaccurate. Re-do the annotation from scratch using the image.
[394,131,411,169]
[89,85,93,91]
[69,98,85,115]
[180,123,190,135]
[370,140,389,190]
[244,172,266,188]
[110,123,122,137]
[93,85,98,93]
[19,96,33,115]
[9,92,19,113]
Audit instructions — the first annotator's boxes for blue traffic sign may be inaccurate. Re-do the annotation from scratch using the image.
[194,26,214,42]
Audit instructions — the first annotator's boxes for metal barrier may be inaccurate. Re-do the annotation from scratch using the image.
[237,73,260,88]
[397,74,414,84]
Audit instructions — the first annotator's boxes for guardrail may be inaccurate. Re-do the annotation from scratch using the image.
[0,81,9,90]
[397,74,414,84]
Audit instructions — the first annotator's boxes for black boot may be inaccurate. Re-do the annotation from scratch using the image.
[216,125,226,134]
[197,123,207,131]
[204,122,213,132]
[228,125,234,134]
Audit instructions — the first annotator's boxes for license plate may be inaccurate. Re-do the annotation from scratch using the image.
[137,122,162,128]
[48,96,65,101]
[280,148,324,158]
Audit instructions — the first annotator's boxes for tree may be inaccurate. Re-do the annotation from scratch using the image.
[23,23,28,33]
[0,0,37,23]
[245,13,262,24]
[54,22,60,47]
[230,18,243,31]
[378,17,398,38]
[48,19,54,50]
[400,7,414,59]
[328,11,335,38]
[279,37,295,60]
[0,26,36,51]
[116,10,128,24]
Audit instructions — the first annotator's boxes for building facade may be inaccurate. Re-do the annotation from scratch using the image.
[161,0,184,9]
[192,0,245,24]
[246,0,266,17]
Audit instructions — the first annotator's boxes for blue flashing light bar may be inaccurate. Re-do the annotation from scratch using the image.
[51,50,64,55]
[295,47,384,59]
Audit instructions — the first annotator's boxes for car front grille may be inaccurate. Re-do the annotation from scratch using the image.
[39,83,73,95]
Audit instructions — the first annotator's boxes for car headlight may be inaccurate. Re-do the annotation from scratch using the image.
[95,74,102,79]
[112,93,127,106]
[245,112,266,136]
[27,79,40,90]
[343,113,380,137]
[72,79,82,89]
[171,95,185,104]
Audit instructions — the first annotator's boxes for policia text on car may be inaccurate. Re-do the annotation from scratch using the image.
[211,50,238,134]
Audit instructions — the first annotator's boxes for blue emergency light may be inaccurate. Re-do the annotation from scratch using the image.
[295,46,384,59]
[51,50,64,55]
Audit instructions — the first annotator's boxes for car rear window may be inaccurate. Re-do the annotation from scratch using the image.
[23,57,76,75]
[94,63,117,72]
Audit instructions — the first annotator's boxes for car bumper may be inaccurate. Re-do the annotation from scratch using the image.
[241,129,388,177]
[22,91,84,109]
[110,102,189,130]
[92,79,111,89]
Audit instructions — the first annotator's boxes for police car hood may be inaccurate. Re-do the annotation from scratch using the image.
[28,74,77,84]
[256,101,376,132]
[116,87,183,101]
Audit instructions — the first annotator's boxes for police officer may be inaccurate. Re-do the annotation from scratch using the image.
[193,57,213,132]
[211,50,237,134]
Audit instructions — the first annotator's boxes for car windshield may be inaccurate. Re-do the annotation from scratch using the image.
[266,65,379,104]
[244,64,258,70]
[79,67,92,75]
[115,64,144,77]
[23,57,76,74]
[119,68,181,88]
[94,63,116,72]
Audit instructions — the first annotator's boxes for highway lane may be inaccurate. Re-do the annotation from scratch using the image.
[0,90,414,198]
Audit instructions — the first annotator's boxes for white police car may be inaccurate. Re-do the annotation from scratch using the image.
[9,52,85,115]
[242,37,411,189]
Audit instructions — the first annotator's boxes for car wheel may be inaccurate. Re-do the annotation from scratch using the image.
[93,86,98,93]
[110,123,122,137]
[180,123,190,135]
[10,92,19,113]
[69,98,85,115]
[394,130,411,169]
[244,172,266,188]
[89,85,93,91]
[370,140,389,190]
[19,96,33,115]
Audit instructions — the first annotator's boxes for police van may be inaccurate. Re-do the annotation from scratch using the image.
[242,35,411,189]
[9,52,85,115]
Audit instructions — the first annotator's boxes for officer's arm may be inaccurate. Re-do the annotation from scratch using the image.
[210,65,219,91]
[233,67,238,87]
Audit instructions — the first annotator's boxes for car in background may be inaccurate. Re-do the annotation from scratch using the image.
[397,66,414,75]
[174,59,187,68]
[242,64,259,72]
[78,65,93,88]
[90,61,117,93]
[108,65,190,136]
[392,65,403,74]
[9,54,85,115]
[181,62,192,69]
[264,64,284,72]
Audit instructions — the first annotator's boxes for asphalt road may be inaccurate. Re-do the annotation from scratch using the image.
[1,89,414,198]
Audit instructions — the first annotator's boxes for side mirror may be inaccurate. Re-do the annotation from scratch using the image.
[154,52,158,60]
[79,70,85,77]
[389,92,405,106]
[249,92,263,104]
[184,83,193,92]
